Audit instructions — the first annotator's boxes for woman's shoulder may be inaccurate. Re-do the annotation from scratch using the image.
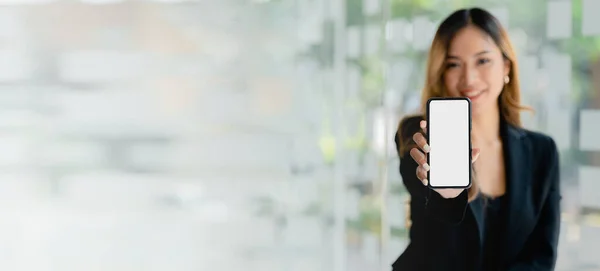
[520,128,559,155]
[517,129,560,180]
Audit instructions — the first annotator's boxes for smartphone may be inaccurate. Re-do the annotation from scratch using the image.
[426,97,472,188]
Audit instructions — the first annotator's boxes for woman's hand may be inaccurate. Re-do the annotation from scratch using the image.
[410,120,480,199]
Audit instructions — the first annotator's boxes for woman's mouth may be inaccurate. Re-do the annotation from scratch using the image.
[462,90,485,101]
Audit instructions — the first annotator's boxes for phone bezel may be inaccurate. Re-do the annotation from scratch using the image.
[426,97,472,189]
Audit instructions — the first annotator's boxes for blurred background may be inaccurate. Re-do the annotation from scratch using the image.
[0,0,598,270]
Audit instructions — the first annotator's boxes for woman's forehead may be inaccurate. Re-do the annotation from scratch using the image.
[447,26,498,56]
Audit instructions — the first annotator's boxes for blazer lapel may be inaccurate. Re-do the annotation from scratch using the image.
[502,122,535,261]
[468,119,537,263]
[469,120,534,259]
[467,120,520,251]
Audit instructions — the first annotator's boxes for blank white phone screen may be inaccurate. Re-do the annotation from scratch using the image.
[428,99,471,188]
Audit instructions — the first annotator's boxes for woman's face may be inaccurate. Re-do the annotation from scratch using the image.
[443,25,510,116]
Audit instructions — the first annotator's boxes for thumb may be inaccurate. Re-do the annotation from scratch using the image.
[471,148,481,163]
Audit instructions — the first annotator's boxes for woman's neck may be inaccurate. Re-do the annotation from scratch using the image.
[472,108,501,145]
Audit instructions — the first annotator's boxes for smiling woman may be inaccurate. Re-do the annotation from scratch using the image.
[393,7,561,271]
[441,26,517,118]
[420,9,528,130]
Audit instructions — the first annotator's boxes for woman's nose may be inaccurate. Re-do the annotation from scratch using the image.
[460,66,478,86]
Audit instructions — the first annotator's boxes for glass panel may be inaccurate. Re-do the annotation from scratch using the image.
[0,0,598,270]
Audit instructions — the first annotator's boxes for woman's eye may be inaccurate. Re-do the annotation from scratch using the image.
[446,62,459,69]
[477,58,491,65]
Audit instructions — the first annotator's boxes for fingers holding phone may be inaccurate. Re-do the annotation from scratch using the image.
[411,147,429,185]
[411,120,480,170]
[410,120,430,186]
[409,98,478,199]
[410,120,467,199]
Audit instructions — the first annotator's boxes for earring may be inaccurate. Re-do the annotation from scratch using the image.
[504,75,510,84]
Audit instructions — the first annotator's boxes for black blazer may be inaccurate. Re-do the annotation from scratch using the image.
[392,115,561,271]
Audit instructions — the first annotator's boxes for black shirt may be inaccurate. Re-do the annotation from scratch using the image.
[480,194,507,270]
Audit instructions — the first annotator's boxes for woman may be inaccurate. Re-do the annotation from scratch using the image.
[392,8,561,271]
